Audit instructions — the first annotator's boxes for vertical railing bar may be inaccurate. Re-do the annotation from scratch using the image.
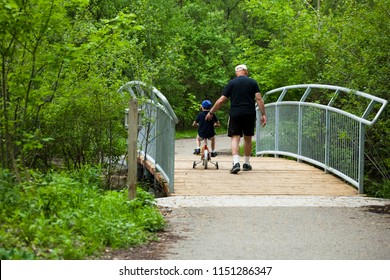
[344,119,352,177]
[351,120,354,180]
[336,115,339,173]
[300,87,312,102]
[343,116,347,176]
[339,115,342,174]
[324,109,330,173]
[361,100,376,119]
[355,120,359,182]
[340,115,344,175]
[275,104,279,158]
[277,88,288,102]
[297,104,303,162]
[358,122,365,194]
[328,89,339,107]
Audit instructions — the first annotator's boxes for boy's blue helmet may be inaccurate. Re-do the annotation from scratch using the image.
[201,100,212,109]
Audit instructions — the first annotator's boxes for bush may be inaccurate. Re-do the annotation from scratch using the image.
[0,167,165,259]
[365,179,390,199]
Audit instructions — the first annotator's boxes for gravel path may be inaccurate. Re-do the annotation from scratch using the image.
[155,195,390,260]
[156,195,389,208]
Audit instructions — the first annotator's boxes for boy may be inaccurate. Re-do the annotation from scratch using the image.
[193,100,220,157]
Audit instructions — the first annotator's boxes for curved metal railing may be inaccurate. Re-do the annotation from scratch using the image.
[256,84,388,193]
[119,81,179,193]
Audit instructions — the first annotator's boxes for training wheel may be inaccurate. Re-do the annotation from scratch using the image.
[193,161,196,168]
[216,162,219,169]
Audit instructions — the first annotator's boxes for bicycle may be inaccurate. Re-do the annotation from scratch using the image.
[193,138,218,169]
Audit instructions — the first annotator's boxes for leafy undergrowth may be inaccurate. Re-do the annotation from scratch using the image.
[364,179,390,199]
[0,167,165,260]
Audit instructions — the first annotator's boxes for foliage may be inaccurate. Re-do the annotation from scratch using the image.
[175,126,226,140]
[365,179,390,199]
[0,167,165,259]
[223,0,390,197]
[0,0,389,263]
[0,0,389,198]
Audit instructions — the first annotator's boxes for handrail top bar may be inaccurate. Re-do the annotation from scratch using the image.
[265,101,373,126]
[118,80,179,124]
[264,84,388,126]
[265,84,386,103]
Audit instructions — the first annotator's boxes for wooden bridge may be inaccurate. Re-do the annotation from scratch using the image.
[123,82,386,197]
[172,136,358,196]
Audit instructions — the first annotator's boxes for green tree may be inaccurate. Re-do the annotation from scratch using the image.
[0,0,144,181]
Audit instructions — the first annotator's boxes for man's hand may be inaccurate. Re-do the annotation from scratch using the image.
[260,115,267,127]
[205,112,213,121]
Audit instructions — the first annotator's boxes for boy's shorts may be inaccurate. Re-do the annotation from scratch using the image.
[228,114,256,137]
[197,134,215,141]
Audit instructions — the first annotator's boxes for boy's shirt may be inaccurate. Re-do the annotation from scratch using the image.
[196,111,218,139]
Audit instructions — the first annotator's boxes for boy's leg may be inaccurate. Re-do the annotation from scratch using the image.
[196,135,201,148]
[210,136,218,157]
[194,135,201,154]
[210,136,215,151]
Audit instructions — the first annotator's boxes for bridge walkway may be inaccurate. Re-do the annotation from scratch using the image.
[172,135,358,196]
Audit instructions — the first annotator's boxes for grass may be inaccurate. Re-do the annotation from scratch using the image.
[0,166,165,260]
[175,130,197,139]
[176,127,227,139]
[176,128,258,156]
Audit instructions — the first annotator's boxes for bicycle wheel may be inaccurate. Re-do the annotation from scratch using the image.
[203,150,208,169]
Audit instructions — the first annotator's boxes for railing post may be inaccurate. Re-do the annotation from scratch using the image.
[324,109,330,173]
[127,98,138,200]
[274,104,279,158]
[297,104,303,162]
[358,123,365,194]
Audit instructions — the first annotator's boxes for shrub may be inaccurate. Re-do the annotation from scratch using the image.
[0,167,165,259]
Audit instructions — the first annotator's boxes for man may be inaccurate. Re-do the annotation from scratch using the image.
[205,64,267,174]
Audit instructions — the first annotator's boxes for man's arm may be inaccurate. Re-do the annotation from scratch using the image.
[255,92,267,127]
[205,95,228,121]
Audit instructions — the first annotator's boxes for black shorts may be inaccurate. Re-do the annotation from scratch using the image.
[228,114,256,137]
[197,133,215,141]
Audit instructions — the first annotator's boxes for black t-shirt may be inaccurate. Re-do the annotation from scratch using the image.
[195,111,218,139]
[222,76,260,117]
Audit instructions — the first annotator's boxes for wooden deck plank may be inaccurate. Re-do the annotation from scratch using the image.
[172,155,358,196]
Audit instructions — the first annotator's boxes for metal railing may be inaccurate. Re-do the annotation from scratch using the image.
[119,81,179,193]
[256,84,387,193]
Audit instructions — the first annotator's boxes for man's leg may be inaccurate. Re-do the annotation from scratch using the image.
[243,135,253,171]
[230,135,241,173]
[228,116,242,173]
[231,135,240,157]
[241,114,255,171]
[243,135,252,157]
